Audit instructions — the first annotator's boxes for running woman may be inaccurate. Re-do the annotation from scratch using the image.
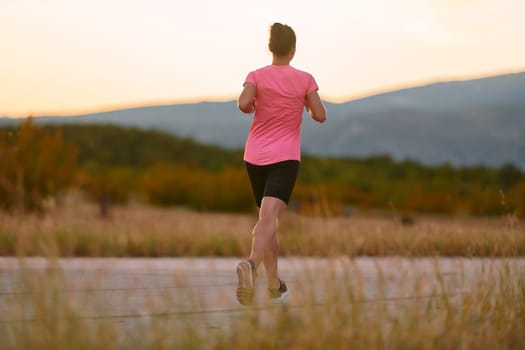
[236,22,327,305]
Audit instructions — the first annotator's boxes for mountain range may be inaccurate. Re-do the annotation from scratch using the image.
[2,71,524,169]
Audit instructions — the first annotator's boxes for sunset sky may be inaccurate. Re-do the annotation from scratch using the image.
[1,0,524,117]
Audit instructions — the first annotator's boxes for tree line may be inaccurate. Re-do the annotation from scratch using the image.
[1,119,524,217]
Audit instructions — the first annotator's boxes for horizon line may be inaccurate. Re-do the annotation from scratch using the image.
[2,67,523,119]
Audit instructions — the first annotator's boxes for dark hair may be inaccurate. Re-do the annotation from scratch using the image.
[268,23,296,57]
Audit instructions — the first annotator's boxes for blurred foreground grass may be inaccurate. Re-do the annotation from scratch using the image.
[0,203,524,257]
[0,256,523,349]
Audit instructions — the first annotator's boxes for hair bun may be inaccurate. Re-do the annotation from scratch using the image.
[271,22,285,32]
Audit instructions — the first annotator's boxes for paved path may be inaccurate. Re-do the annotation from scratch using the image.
[1,257,524,334]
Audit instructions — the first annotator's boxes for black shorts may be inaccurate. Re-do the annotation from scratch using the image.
[244,160,300,208]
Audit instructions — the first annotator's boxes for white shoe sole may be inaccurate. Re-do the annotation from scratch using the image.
[236,260,255,305]
[270,290,289,304]
[236,260,255,289]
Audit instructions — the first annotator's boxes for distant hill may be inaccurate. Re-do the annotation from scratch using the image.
[2,71,524,169]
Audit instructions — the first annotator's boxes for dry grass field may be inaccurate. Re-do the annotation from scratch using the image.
[0,202,523,257]
[1,204,524,349]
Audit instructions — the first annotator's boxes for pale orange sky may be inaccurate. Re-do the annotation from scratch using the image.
[1,0,524,117]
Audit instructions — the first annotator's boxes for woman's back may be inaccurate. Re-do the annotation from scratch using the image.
[244,64,318,165]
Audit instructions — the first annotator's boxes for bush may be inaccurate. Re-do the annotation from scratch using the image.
[0,119,77,212]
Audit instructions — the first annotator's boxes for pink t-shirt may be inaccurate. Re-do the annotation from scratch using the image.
[243,65,318,165]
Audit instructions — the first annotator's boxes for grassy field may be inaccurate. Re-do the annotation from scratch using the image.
[0,202,523,257]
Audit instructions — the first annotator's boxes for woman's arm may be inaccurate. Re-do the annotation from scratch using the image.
[237,83,256,114]
[305,90,327,123]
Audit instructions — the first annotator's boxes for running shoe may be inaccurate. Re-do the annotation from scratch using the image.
[236,259,256,305]
[268,279,288,304]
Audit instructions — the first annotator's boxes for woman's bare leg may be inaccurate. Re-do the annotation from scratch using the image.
[249,196,286,289]
[263,233,280,289]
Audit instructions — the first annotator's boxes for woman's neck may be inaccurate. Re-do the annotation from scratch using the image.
[272,56,291,66]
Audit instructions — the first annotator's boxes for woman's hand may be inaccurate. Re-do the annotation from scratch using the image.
[306,90,327,123]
